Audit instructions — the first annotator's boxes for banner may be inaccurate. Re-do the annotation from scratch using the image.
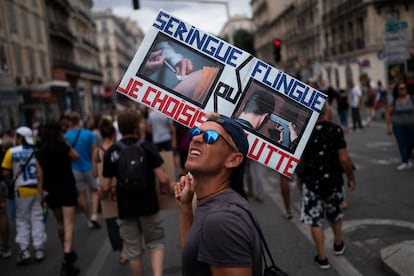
[117,10,327,177]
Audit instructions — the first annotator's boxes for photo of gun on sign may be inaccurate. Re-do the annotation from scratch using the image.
[268,114,298,148]
[233,79,313,153]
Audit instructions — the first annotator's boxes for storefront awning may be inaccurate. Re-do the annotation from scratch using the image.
[32,80,70,92]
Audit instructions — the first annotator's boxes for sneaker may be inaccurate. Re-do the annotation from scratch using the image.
[333,241,346,255]
[34,248,45,262]
[17,249,31,264]
[88,214,101,229]
[0,246,12,258]
[88,219,101,229]
[283,211,293,220]
[397,162,413,171]
[314,255,331,270]
[61,252,80,276]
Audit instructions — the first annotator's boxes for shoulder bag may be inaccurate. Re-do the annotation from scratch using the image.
[234,203,289,276]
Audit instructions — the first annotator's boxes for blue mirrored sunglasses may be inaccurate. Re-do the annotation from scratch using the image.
[189,127,238,151]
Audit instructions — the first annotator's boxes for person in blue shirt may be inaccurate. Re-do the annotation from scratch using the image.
[65,112,101,229]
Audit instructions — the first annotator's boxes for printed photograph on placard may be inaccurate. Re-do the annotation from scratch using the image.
[232,79,312,153]
[137,33,224,108]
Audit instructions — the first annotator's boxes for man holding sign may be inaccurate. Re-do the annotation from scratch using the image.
[174,113,262,275]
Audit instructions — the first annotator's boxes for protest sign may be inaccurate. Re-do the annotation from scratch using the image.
[157,150,177,210]
[117,10,327,178]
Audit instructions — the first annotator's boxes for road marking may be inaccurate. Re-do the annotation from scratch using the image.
[265,179,414,276]
[84,238,111,276]
[365,141,395,148]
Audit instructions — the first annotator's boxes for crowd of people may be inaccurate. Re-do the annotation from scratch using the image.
[0,72,413,275]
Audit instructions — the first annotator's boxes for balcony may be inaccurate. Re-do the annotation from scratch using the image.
[49,22,76,44]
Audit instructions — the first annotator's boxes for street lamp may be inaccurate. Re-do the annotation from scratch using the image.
[132,0,233,44]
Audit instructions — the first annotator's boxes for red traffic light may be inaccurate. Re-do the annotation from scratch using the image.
[273,39,282,47]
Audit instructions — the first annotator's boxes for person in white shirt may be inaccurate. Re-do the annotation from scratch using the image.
[349,81,363,131]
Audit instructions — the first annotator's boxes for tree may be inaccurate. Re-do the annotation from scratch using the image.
[220,29,255,56]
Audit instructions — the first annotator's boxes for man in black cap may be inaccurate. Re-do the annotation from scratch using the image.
[174,113,262,275]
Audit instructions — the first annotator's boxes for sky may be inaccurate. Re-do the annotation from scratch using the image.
[92,0,252,35]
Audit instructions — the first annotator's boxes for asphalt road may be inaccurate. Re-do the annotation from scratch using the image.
[2,119,414,276]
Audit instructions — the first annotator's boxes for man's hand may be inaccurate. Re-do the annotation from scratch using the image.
[289,122,298,142]
[348,178,356,192]
[174,172,194,207]
[142,50,166,76]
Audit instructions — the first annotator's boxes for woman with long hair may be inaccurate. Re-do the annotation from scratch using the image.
[386,80,414,170]
[36,121,80,275]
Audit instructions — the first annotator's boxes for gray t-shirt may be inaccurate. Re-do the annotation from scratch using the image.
[391,97,414,127]
[147,111,173,144]
[182,189,262,276]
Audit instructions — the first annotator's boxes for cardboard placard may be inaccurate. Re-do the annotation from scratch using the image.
[117,10,326,178]
[157,150,178,210]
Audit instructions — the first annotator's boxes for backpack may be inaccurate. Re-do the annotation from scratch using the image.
[116,140,147,192]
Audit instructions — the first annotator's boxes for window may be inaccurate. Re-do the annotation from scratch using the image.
[335,68,340,89]
[36,20,43,43]
[0,41,9,72]
[40,53,47,77]
[386,10,399,23]
[356,17,365,49]
[102,21,108,33]
[13,44,22,73]
[29,49,36,75]
[23,9,31,39]
[345,65,353,86]
[7,2,17,33]
[107,71,114,84]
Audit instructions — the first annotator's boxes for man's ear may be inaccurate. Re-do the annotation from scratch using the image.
[224,152,244,169]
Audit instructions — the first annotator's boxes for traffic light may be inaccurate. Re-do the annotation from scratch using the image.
[273,39,282,63]
[133,0,140,9]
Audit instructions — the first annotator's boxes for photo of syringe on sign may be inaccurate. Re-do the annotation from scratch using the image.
[233,79,312,153]
[137,33,224,108]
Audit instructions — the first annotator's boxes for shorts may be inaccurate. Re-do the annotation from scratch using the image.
[119,213,165,260]
[73,171,98,192]
[46,190,78,209]
[300,184,344,228]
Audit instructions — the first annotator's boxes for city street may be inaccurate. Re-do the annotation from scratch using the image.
[1,119,414,276]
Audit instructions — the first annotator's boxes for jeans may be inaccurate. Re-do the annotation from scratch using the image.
[392,125,414,163]
[338,110,349,128]
[351,107,363,129]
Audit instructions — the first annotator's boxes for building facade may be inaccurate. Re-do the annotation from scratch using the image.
[64,0,102,116]
[321,0,414,90]
[0,0,105,131]
[0,0,52,131]
[93,9,144,109]
[251,0,414,91]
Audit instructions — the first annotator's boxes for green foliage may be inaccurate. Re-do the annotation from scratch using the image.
[233,29,255,55]
[220,29,255,55]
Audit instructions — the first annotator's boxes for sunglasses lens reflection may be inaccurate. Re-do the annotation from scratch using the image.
[190,128,201,139]
[204,130,219,144]
[189,128,220,144]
